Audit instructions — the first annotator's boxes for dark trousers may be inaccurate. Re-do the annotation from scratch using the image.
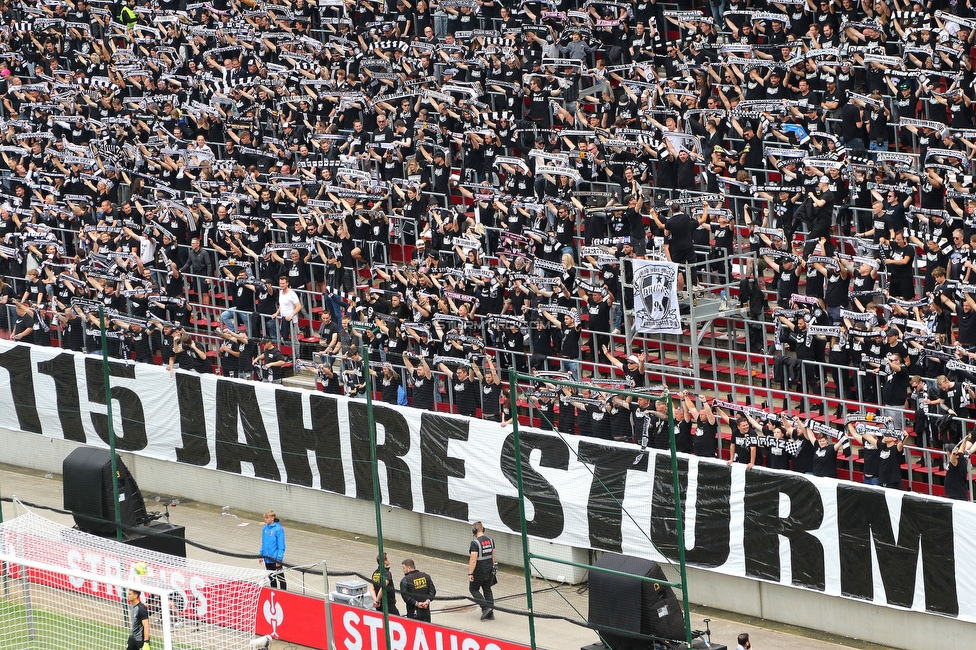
[470,570,494,613]
[265,561,287,590]
[408,606,431,622]
[374,602,400,617]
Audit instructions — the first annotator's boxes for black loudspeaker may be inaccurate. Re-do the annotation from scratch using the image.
[124,522,187,559]
[63,447,150,535]
[587,554,687,650]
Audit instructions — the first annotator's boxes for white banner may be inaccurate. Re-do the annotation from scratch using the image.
[0,341,970,622]
[632,259,682,334]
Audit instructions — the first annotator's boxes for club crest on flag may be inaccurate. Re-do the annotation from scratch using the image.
[633,260,682,334]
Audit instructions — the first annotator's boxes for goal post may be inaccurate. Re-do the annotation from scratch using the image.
[0,509,269,650]
[0,552,177,650]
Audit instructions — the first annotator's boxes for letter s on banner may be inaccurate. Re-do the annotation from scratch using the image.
[342,610,362,650]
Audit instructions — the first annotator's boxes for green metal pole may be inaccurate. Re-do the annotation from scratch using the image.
[508,367,537,650]
[356,326,392,650]
[666,394,693,649]
[99,305,124,543]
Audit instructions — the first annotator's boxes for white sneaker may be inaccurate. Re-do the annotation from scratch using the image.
[611,328,620,335]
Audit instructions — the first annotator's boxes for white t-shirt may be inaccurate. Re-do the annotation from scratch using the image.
[278,288,301,319]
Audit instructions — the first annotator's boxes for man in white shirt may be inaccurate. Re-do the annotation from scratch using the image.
[736,633,752,650]
[273,276,302,345]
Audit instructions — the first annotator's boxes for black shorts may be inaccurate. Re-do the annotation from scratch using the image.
[670,249,696,265]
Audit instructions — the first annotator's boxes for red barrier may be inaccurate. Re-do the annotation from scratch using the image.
[254,587,329,648]
[255,588,531,650]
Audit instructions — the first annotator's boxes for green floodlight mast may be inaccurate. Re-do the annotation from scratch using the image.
[506,368,694,650]
[348,323,395,650]
[99,305,124,544]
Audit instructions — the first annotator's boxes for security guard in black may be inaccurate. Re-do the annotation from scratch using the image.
[400,559,436,622]
[468,522,496,620]
[369,553,400,616]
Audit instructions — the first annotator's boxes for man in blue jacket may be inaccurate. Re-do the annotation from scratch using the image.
[260,510,287,590]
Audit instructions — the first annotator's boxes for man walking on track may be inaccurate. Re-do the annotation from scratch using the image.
[468,521,496,620]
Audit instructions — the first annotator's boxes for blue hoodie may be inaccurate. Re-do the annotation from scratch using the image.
[260,518,285,563]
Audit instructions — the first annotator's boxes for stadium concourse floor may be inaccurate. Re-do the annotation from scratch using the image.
[0,464,891,650]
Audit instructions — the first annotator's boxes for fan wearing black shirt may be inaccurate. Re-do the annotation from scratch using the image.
[883,231,916,300]
[220,268,257,335]
[543,310,581,381]
[312,361,342,395]
[171,332,212,375]
[341,346,367,396]
[762,250,802,308]
[686,394,719,458]
[254,280,279,339]
[766,421,792,471]
[57,307,85,353]
[727,415,759,469]
[373,363,402,405]
[11,300,35,343]
[651,207,696,291]
[944,434,973,501]
[928,374,972,446]
[673,401,694,454]
[624,395,654,448]
[230,330,258,380]
[404,355,436,412]
[576,285,612,366]
[441,363,479,417]
[472,358,502,421]
[648,399,673,450]
[954,291,976,347]
[555,386,576,434]
[803,179,834,256]
[89,277,127,313]
[424,149,451,198]
[815,256,850,323]
[874,433,906,490]
[803,427,845,479]
[570,389,612,440]
[317,310,342,367]
[601,349,646,391]
[115,321,155,364]
[530,392,557,432]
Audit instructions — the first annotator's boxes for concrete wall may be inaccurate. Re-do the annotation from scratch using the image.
[2,427,971,649]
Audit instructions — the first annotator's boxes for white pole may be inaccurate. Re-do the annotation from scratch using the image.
[160,590,173,650]
[0,553,174,595]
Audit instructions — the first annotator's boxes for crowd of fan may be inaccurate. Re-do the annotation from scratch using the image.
[2,0,976,494]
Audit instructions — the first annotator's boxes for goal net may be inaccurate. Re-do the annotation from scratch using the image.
[0,510,268,650]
